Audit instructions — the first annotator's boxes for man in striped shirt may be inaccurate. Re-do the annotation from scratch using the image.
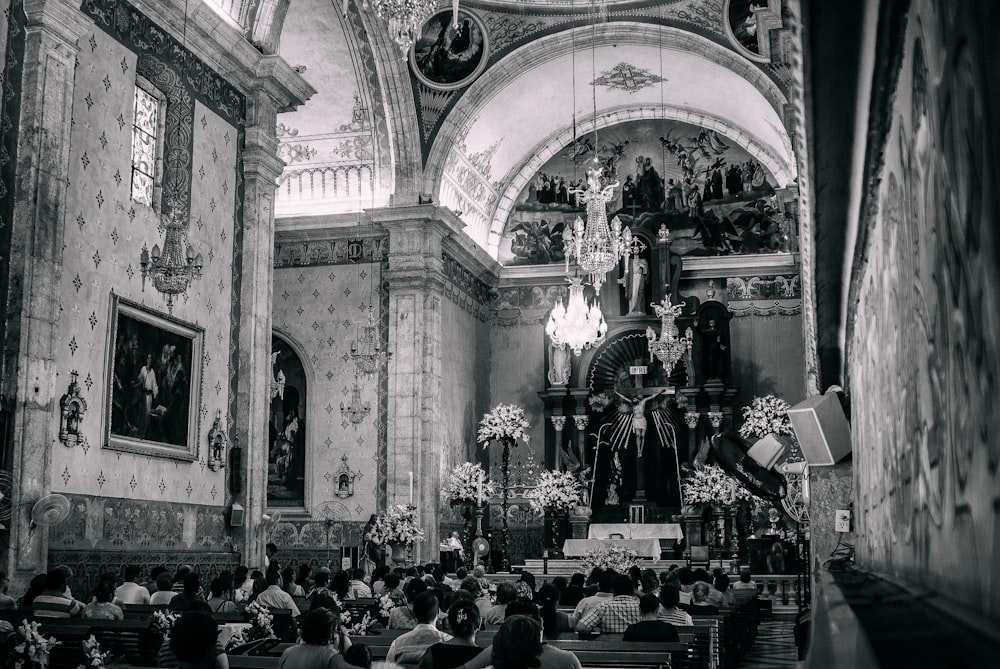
[32,569,83,618]
[657,584,693,626]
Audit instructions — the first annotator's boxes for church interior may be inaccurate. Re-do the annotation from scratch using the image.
[0,0,997,666]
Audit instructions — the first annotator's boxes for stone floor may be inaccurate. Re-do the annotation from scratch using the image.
[739,619,798,668]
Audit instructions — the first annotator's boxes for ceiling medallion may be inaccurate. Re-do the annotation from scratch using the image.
[591,62,666,94]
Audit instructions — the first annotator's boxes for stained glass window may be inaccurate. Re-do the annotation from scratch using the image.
[130,84,159,207]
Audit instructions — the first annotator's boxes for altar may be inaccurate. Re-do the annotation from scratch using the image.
[561,523,685,559]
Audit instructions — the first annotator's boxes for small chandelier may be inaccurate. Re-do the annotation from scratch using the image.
[646,294,693,376]
[562,163,643,290]
[139,207,203,313]
[364,0,439,60]
[546,276,607,356]
[350,308,391,375]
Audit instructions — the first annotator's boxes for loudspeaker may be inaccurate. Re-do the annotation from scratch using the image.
[229,503,244,527]
[787,392,851,465]
[748,434,787,469]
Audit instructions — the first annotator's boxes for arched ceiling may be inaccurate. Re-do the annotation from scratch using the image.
[264,0,797,259]
[429,22,794,255]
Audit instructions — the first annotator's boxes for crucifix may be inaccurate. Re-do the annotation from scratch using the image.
[616,361,670,503]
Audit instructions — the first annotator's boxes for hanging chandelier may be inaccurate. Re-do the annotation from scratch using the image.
[350,307,391,375]
[363,0,440,60]
[139,208,203,313]
[562,163,643,291]
[646,294,693,376]
[546,276,607,356]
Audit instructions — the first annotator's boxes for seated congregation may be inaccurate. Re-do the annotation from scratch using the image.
[0,558,765,669]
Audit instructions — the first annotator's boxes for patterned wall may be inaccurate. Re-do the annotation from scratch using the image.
[848,0,1000,618]
[50,6,243,509]
[272,236,388,525]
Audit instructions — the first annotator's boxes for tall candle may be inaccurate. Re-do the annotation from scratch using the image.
[477,471,484,506]
[408,471,413,505]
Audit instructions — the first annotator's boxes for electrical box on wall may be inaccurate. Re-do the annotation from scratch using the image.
[835,509,852,533]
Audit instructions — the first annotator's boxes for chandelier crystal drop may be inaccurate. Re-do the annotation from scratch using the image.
[139,207,203,313]
[646,294,694,376]
[562,163,643,291]
[546,277,608,356]
[363,0,439,60]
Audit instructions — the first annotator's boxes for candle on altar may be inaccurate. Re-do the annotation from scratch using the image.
[408,471,413,505]
[477,471,484,506]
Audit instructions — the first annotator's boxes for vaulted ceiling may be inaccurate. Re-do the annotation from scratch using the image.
[208,0,799,261]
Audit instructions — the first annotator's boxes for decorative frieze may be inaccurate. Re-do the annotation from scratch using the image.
[274,236,389,268]
[727,275,801,300]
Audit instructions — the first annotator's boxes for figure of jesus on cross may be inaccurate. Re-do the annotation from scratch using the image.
[615,388,666,456]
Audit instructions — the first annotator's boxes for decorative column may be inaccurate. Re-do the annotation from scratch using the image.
[1,0,88,591]
[683,411,700,465]
[707,412,724,434]
[375,205,466,562]
[232,59,313,570]
[537,387,568,470]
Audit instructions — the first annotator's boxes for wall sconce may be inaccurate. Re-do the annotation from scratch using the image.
[59,371,88,449]
[207,410,228,471]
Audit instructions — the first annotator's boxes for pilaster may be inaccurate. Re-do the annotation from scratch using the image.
[2,0,88,590]
[373,205,465,562]
[234,73,313,570]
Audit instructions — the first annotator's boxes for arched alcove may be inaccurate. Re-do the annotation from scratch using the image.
[269,333,308,508]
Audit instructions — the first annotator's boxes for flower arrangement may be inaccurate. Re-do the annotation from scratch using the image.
[370,504,425,545]
[525,470,583,514]
[441,462,496,505]
[79,635,109,669]
[150,610,179,635]
[378,593,397,620]
[244,600,275,639]
[10,620,60,669]
[341,610,375,636]
[579,545,640,574]
[477,404,531,445]
[682,464,760,507]
[588,391,613,413]
[739,395,794,440]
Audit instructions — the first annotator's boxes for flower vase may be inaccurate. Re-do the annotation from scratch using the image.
[389,542,408,565]
[550,510,566,556]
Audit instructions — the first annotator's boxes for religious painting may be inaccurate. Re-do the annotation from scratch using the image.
[411,9,490,91]
[105,294,203,461]
[268,336,307,508]
[725,0,769,61]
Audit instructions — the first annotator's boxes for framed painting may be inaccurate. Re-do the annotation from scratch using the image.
[410,9,490,91]
[104,294,203,461]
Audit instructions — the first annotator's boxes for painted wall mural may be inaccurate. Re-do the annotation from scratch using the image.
[849,0,1000,619]
[411,9,490,91]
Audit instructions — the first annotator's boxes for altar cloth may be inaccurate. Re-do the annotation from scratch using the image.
[587,523,684,540]
[562,538,662,559]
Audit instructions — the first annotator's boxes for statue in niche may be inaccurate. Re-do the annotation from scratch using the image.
[699,318,727,381]
[548,344,572,386]
[619,256,649,315]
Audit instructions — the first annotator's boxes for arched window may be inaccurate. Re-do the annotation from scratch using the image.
[268,335,307,508]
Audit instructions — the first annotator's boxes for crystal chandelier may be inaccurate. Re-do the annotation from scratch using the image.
[546,276,608,356]
[562,163,643,291]
[139,208,203,313]
[364,0,439,60]
[350,308,391,375]
[646,294,693,376]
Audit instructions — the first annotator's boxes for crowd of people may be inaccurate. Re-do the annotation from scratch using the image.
[0,547,759,669]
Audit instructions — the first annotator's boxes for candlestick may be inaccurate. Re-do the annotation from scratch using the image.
[408,471,413,505]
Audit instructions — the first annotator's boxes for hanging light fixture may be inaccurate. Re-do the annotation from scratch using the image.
[646,292,693,376]
[350,304,391,376]
[359,0,458,61]
[546,276,608,356]
[139,207,203,313]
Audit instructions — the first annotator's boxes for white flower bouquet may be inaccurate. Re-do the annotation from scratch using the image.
[588,391,613,413]
[683,464,760,507]
[341,610,375,636]
[11,620,60,669]
[244,600,275,639]
[441,462,496,505]
[371,504,425,544]
[525,470,583,515]
[580,545,640,574]
[378,593,397,620]
[81,635,109,669]
[739,395,794,440]
[477,404,531,446]
[151,610,179,635]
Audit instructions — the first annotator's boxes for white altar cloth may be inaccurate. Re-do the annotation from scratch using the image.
[562,538,662,559]
[587,523,684,540]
